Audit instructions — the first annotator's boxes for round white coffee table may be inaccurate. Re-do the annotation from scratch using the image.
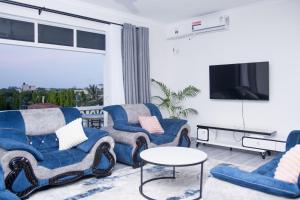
[139,147,208,200]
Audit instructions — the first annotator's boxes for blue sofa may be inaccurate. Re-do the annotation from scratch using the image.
[211,130,300,198]
[0,108,116,199]
[103,103,191,168]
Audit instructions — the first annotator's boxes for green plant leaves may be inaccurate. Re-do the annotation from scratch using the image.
[175,86,200,101]
[151,79,171,98]
[151,79,200,119]
[179,108,198,118]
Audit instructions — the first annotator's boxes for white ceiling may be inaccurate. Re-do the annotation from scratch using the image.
[79,0,262,23]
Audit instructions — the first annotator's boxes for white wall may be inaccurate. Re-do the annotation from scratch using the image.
[151,0,300,140]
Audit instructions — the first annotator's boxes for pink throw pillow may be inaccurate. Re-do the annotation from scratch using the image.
[138,116,164,134]
[274,144,300,183]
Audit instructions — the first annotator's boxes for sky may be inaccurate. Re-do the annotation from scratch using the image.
[0,44,104,89]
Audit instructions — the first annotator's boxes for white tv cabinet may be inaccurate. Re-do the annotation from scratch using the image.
[196,124,286,159]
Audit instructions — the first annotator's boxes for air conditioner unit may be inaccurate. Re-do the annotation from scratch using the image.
[166,14,229,40]
[192,15,229,33]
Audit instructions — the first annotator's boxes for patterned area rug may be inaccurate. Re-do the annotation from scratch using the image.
[29,158,275,200]
[29,159,226,200]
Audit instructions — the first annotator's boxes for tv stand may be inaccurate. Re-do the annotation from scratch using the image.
[196,124,285,159]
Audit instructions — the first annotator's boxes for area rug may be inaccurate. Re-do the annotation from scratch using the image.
[28,159,255,200]
[29,159,219,200]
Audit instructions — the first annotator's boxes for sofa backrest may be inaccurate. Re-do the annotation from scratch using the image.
[122,104,152,123]
[0,107,81,136]
[286,130,300,151]
[21,108,66,136]
[0,108,81,152]
[104,103,163,125]
[0,111,26,132]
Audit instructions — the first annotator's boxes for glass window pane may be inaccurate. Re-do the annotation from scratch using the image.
[0,17,34,42]
[0,44,104,111]
[38,24,73,46]
[77,30,105,50]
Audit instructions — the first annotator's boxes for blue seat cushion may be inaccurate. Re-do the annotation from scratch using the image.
[27,133,59,153]
[211,164,300,198]
[252,154,282,177]
[84,127,108,139]
[122,123,178,145]
[0,138,44,161]
[149,134,176,145]
[160,119,187,136]
[77,128,109,153]
[39,148,86,169]
[114,123,149,134]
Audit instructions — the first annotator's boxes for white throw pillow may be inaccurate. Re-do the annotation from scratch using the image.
[56,118,88,151]
[274,144,300,183]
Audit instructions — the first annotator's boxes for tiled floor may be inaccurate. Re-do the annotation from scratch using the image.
[114,139,277,171]
[194,142,276,168]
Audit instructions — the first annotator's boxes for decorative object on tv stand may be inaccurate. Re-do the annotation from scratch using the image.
[151,79,200,119]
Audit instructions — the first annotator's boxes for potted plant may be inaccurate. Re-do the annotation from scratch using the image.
[152,79,200,119]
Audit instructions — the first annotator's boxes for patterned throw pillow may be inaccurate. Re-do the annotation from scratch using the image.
[274,144,300,183]
[138,116,164,134]
[56,118,88,150]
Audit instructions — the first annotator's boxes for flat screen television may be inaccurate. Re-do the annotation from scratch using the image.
[210,62,269,100]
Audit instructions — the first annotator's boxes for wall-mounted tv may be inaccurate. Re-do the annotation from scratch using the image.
[210,62,269,100]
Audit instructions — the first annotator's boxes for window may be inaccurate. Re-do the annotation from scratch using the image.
[0,17,106,52]
[77,30,105,50]
[0,44,104,111]
[0,17,34,42]
[38,24,73,46]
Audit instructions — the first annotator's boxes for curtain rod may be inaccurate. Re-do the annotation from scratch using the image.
[0,0,123,26]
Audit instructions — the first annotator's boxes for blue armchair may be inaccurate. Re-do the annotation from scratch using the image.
[103,103,191,168]
[0,108,116,199]
[211,130,300,198]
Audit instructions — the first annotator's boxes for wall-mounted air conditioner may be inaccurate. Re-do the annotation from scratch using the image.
[166,14,230,40]
[192,15,229,33]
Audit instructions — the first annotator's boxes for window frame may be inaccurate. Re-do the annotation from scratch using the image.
[76,29,106,51]
[38,23,74,47]
[0,13,106,55]
[0,17,35,42]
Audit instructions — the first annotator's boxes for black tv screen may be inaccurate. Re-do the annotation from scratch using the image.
[210,62,269,100]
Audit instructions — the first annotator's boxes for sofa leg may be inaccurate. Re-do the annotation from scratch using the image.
[178,128,191,147]
[5,157,38,200]
[132,136,148,169]
[92,142,115,178]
